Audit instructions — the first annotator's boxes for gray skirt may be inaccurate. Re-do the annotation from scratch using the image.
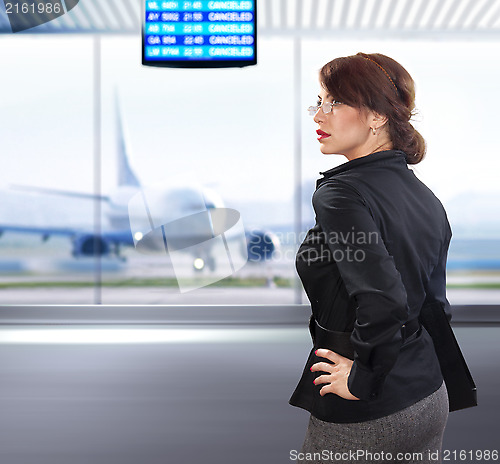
[297,382,449,464]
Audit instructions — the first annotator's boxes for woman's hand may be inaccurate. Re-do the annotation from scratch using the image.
[311,348,360,401]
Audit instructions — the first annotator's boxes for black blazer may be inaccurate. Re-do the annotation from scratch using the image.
[289,149,451,423]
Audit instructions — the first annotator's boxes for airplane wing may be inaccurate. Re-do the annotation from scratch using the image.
[0,185,134,258]
[0,224,76,237]
[0,221,134,258]
[9,185,110,202]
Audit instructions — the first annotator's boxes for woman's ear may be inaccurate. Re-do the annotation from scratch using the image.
[371,111,389,131]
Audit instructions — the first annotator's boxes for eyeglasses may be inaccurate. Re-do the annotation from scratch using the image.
[307,100,343,116]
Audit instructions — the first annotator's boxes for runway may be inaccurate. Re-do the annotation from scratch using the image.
[1,251,499,304]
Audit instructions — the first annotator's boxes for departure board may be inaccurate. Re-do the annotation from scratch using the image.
[142,1,257,68]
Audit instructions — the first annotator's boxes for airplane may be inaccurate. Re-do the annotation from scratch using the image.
[0,98,280,273]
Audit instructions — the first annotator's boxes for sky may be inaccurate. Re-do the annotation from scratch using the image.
[0,33,499,234]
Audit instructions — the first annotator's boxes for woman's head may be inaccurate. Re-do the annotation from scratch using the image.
[315,52,425,164]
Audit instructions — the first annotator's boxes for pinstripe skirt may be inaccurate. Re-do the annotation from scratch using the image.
[296,381,449,464]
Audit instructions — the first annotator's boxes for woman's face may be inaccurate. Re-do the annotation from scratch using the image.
[313,88,376,160]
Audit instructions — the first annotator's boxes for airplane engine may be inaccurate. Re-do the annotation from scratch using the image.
[245,229,280,262]
[72,235,111,257]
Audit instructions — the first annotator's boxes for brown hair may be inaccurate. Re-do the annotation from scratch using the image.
[319,52,426,164]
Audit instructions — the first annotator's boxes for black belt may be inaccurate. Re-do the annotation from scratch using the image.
[308,315,421,361]
[401,317,421,342]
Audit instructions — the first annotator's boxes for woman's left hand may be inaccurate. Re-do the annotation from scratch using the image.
[311,348,360,401]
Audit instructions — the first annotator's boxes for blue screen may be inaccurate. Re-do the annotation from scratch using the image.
[143,1,257,67]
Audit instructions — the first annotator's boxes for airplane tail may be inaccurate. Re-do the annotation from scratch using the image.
[115,93,141,188]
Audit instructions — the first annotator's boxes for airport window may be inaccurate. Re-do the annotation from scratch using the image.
[1,35,499,306]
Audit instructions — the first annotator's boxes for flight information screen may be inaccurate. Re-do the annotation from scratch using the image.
[142,1,257,68]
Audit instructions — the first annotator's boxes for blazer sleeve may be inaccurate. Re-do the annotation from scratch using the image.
[312,179,409,401]
[423,219,453,321]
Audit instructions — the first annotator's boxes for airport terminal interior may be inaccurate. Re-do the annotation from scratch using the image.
[1,0,499,463]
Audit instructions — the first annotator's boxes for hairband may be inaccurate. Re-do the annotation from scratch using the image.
[363,56,399,95]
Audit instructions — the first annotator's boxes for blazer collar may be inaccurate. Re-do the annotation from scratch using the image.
[316,150,408,188]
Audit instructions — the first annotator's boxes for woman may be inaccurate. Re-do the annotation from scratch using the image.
[289,52,451,463]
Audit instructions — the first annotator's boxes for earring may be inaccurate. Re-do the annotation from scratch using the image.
[370,127,376,135]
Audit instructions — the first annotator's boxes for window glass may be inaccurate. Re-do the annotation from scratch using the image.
[0,36,95,304]
[0,35,298,304]
[1,36,498,305]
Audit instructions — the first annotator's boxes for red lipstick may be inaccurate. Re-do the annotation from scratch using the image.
[316,129,330,141]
